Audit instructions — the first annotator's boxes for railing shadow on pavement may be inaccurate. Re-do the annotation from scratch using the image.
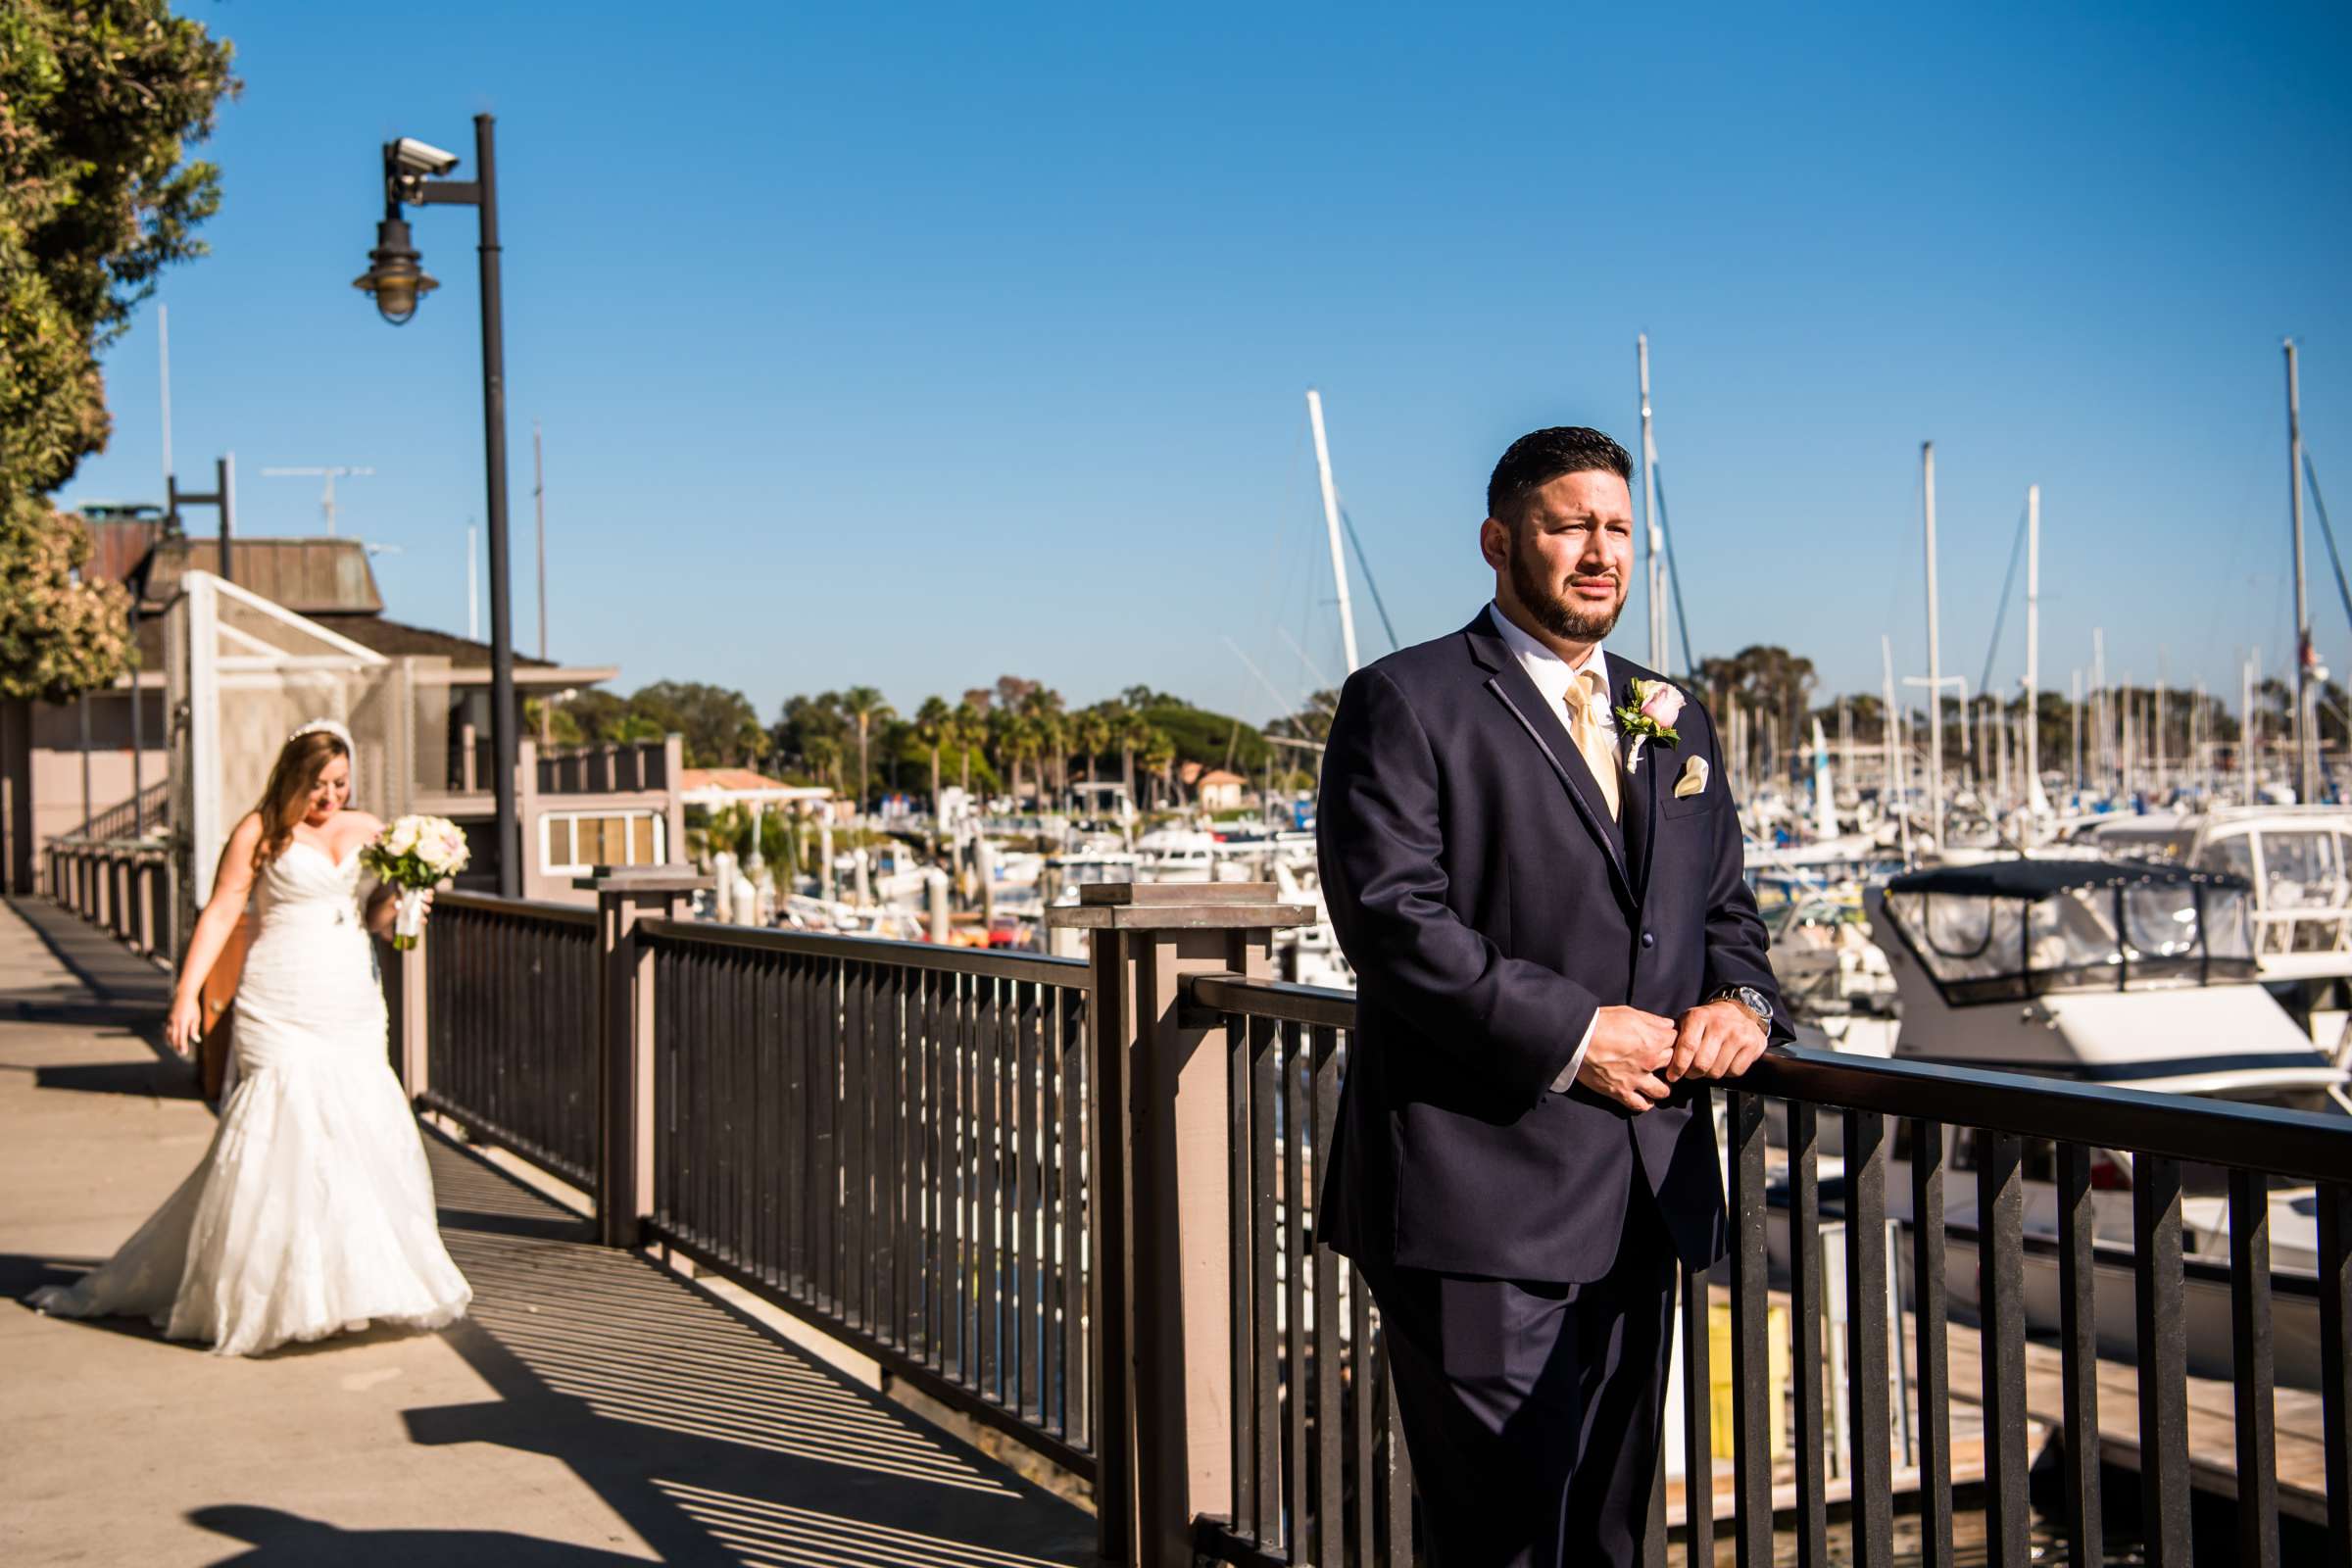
[183,1503,658,1566]
[408,1130,1099,1567]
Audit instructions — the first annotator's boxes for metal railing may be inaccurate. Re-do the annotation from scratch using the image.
[390,886,2352,1566]
[1186,971,2352,1568]
[44,835,177,959]
[1186,974,1412,1568]
[536,738,670,795]
[72,781,170,845]
[634,919,1096,1475]
[421,893,602,1187]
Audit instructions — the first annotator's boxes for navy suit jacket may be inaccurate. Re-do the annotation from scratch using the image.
[1315,612,1788,1283]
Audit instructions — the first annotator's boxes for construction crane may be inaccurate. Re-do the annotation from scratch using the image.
[259,466,375,535]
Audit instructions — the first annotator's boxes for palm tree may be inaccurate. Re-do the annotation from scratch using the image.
[951,701,983,796]
[809,733,847,797]
[1120,708,1150,803]
[987,709,1018,807]
[1140,727,1176,811]
[1022,688,1067,812]
[838,685,894,815]
[914,696,952,846]
[1071,706,1112,790]
[1008,713,1047,811]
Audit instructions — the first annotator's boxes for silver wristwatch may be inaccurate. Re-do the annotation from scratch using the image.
[1714,985,1773,1031]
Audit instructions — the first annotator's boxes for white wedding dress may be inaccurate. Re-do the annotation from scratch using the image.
[30,840,470,1355]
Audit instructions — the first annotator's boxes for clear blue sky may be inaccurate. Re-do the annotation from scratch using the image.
[57,2,2352,725]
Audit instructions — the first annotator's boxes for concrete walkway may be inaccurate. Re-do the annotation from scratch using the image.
[0,897,1096,1567]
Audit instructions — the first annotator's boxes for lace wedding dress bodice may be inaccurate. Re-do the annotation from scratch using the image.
[30,838,469,1355]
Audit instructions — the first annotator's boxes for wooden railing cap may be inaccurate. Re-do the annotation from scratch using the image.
[1047,882,1314,931]
[573,865,713,894]
[1076,881,1282,906]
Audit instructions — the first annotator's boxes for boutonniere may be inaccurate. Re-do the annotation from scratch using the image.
[1613,678,1685,773]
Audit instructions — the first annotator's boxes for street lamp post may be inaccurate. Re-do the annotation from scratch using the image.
[354,117,521,897]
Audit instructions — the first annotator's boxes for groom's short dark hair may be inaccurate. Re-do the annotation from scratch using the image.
[1487,426,1635,522]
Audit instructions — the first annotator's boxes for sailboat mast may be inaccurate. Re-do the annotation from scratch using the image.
[1306,388,1360,675]
[2025,484,2043,817]
[1884,634,1910,865]
[1638,335,1665,668]
[2245,654,2259,805]
[2093,628,2108,783]
[1924,442,1943,847]
[2071,669,2083,793]
[533,420,549,663]
[2288,339,2317,801]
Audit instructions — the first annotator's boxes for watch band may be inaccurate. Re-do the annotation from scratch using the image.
[1714,985,1771,1028]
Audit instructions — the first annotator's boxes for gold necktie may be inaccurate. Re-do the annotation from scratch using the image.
[1564,672,1622,820]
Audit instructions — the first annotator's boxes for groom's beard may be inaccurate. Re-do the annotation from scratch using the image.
[1509,531,1626,644]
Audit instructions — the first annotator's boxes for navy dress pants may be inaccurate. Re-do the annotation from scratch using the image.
[1364,1198,1680,1568]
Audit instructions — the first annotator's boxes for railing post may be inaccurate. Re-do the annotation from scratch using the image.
[396,916,431,1100]
[1047,883,1310,1568]
[131,855,155,954]
[585,867,710,1248]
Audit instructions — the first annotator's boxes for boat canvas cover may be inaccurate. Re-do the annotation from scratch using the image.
[1886,858,2249,900]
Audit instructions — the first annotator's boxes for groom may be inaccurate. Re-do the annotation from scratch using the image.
[1316,425,1788,1567]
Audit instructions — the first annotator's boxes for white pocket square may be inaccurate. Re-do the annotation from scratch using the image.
[1673,756,1709,800]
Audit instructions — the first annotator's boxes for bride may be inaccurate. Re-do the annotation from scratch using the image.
[30,719,471,1355]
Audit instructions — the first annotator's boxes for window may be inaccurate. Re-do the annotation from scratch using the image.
[2025,886,2124,988]
[541,810,664,875]
[2261,830,2342,907]
[2203,886,2257,970]
[2198,835,2256,883]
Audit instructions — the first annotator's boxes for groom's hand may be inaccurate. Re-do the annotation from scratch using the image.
[1667,1000,1769,1083]
[1576,1006,1679,1112]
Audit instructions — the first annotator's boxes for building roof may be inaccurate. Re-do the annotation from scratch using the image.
[139,536,385,615]
[682,767,789,794]
[306,613,560,668]
[104,531,618,686]
[679,768,832,808]
[129,610,567,673]
[1195,768,1248,787]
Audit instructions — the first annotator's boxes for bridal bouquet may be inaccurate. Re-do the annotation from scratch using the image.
[361,814,470,950]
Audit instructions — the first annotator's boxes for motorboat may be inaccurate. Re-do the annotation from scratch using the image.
[1771,858,2348,1387]
[2068,804,2352,1045]
[1042,849,1138,906]
[1137,827,1220,883]
[1763,892,1897,1054]
[1859,857,2344,1098]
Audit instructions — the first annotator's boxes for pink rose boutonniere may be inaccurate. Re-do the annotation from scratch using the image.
[1614,679,1685,773]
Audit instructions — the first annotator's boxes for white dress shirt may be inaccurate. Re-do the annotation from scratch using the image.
[1487,603,1613,1093]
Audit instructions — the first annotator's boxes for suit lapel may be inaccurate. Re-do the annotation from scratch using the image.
[1613,660,1661,909]
[1463,616,1635,908]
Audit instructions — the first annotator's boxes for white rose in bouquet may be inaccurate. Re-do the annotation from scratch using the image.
[361,814,471,950]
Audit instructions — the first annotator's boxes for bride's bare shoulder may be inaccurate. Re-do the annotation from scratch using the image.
[340,809,385,839]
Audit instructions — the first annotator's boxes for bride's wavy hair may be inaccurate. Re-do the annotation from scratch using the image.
[253,730,352,870]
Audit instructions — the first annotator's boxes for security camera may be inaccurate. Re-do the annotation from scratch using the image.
[390,137,461,176]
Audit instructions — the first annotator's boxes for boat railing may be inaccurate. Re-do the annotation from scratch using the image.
[2252,905,2352,957]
